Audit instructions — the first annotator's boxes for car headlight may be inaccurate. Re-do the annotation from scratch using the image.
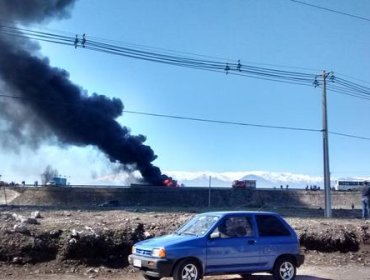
[132,246,136,254]
[152,248,166,258]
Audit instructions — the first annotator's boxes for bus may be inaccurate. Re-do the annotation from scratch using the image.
[334,180,365,191]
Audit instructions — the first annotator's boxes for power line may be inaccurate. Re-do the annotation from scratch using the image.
[0,24,318,87]
[1,24,369,98]
[0,19,323,73]
[2,93,370,141]
[289,0,370,22]
[1,26,370,139]
[329,131,370,141]
[0,92,319,133]
[123,110,321,132]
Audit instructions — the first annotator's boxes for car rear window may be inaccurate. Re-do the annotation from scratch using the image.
[255,215,291,237]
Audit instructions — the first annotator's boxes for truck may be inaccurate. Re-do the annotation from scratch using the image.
[232,180,256,189]
[46,177,67,187]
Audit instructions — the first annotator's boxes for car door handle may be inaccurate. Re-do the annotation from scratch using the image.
[248,240,256,245]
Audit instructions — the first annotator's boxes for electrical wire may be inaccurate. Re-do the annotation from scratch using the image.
[288,0,370,23]
[0,25,369,99]
[123,110,321,132]
[0,24,318,87]
[0,92,319,133]
[1,23,369,97]
[329,131,370,141]
[1,25,370,140]
[2,93,370,142]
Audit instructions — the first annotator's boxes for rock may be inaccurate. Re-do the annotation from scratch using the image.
[63,212,72,217]
[86,268,99,273]
[49,229,62,238]
[144,231,153,238]
[12,257,23,264]
[21,217,38,225]
[12,213,39,224]
[69,238,77,245]
[11,213,19,220]
[13,224,29,234]
[31,211,41,219]
[71,229,80,238]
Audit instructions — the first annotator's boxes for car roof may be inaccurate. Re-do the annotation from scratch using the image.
[198,211,279,217]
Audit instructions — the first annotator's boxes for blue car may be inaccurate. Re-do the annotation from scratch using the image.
[128,211,304,280]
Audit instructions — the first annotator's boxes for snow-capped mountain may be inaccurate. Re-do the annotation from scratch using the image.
[165,171,323,188]
[94,170,369,188]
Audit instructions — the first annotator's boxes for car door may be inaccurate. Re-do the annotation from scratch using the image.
[205,214,262,274]
[255,214,295,270]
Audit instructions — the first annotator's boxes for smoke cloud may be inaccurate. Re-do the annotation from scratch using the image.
[0,0,75,24]
[0,0,168,185]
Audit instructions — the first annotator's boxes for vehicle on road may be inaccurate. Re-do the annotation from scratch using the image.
[232,180,257,189]
[128,211,304,280]
[46,177,68,187]
[334,180,365,191]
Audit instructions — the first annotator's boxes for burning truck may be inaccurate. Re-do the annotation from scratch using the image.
[131,177,179,188]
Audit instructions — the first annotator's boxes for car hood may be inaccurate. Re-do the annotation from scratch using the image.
[135,234,199,249]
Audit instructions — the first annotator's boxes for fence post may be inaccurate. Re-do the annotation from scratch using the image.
[3,186,7,206]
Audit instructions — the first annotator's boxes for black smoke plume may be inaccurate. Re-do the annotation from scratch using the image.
[0,0,168,185]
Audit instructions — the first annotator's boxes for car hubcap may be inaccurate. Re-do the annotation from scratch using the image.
[181,264,198,280]
[279,262,294,280]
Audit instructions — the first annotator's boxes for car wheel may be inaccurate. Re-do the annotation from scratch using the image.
[142,273,161,280]
[273,257,296,280]
[173,259,201,280]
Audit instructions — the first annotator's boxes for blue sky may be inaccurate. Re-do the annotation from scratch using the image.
[2,0,370,184]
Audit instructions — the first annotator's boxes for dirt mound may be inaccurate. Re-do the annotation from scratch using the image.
[0,207,369,270]
[61,226,148,267]
[300,227,359,252]
[291,220,369,253]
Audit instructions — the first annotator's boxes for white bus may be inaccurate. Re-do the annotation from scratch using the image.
[334,180,364,191]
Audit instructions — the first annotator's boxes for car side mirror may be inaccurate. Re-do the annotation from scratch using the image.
[210,232,221,239]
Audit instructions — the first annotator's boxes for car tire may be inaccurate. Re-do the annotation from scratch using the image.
[173,259,201,280]
[142,273,161,280]
[273,257,296,280]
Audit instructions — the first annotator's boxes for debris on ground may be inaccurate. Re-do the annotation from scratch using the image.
[0,207,369,277]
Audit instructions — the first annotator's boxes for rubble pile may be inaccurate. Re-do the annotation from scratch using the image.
[0,209,369,269]
[0,212,58,264]
[62,224,146,267]
[300,227,359,252]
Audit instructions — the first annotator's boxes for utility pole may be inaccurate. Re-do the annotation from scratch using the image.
[322,70,332,218]
[208,176,212,208]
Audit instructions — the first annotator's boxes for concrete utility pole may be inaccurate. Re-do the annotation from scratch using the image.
[322,70,332,218]
[208,176,212,208]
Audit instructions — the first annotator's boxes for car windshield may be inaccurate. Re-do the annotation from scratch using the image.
[176,214,220,236]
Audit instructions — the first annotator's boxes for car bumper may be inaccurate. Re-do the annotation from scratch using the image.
[128,254,174,278]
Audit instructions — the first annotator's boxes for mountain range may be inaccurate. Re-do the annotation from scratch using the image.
[165,171,323,188]
[95,170,370,188]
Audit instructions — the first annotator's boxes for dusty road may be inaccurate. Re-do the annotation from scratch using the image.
[1,265,369,280]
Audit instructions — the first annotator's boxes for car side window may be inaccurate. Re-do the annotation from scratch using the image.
[215,216,253,238]
[255,215,291,237]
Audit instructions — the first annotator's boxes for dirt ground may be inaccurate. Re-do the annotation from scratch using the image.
[0,206,369,280]
[0,260,369,280]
